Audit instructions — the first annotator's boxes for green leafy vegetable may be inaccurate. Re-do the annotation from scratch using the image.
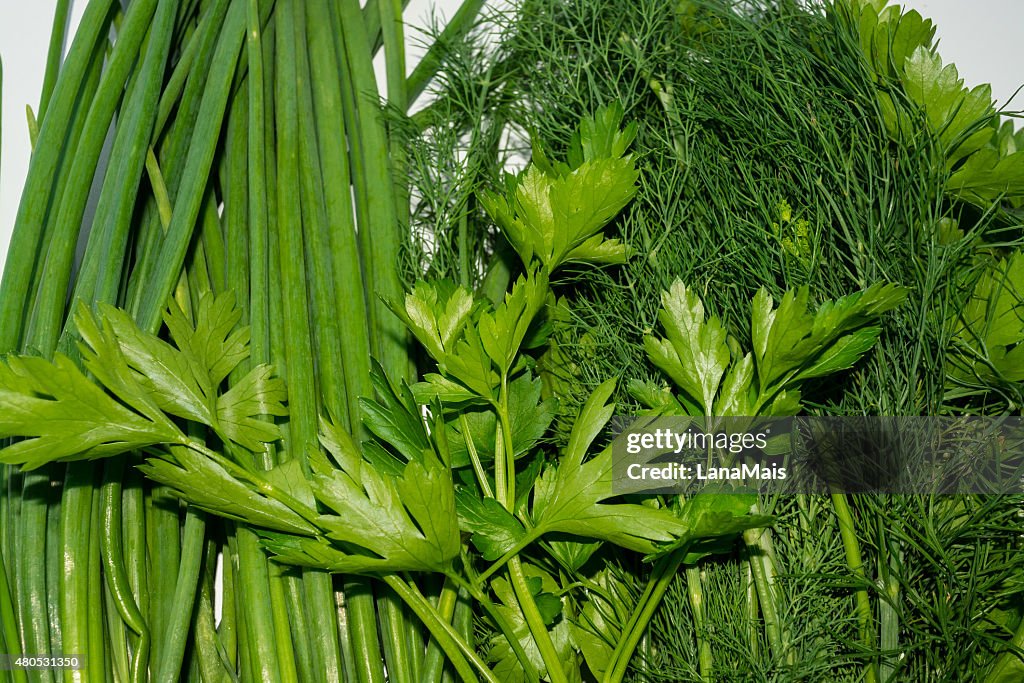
[304,458,461,573]
[948,251,1024,390]
[0,293,286,468]
[386,280,475,369]
[751,282,909,393]
[480,103,638,272]
[531,381,687,554]
[648,490,774,562]
[644,281,730,414]
[487,564,579,683]
[140,447,316,536]
[456,490,527,561]
[0,353,181,469]
[900,47,994,164]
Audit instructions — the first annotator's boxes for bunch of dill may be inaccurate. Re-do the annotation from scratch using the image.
[411,0,1024,678]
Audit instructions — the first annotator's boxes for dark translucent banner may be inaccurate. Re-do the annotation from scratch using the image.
[610,416,1024,495]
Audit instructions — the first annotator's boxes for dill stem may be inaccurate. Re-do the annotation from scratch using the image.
[832,491,878,683]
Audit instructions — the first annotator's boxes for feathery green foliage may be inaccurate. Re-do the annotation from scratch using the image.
[437,0,1024,679]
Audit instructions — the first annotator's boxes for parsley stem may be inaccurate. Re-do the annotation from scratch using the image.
[383,575,498,683]
[444,573,540,683]
[499,374,517,511]
[509,557,569,683]
[743,524,787,663]
[476,526,545,585]
[494,413,509,509]
[604,552,678,683]
[461,413,494,499]
[495,367,567,683]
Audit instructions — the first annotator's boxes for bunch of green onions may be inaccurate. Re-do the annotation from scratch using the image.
[0,0,483,680]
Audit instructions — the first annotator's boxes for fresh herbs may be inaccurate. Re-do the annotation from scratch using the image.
[2,0,1023,680]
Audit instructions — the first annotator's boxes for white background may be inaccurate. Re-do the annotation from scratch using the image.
[1,1,1021,273]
